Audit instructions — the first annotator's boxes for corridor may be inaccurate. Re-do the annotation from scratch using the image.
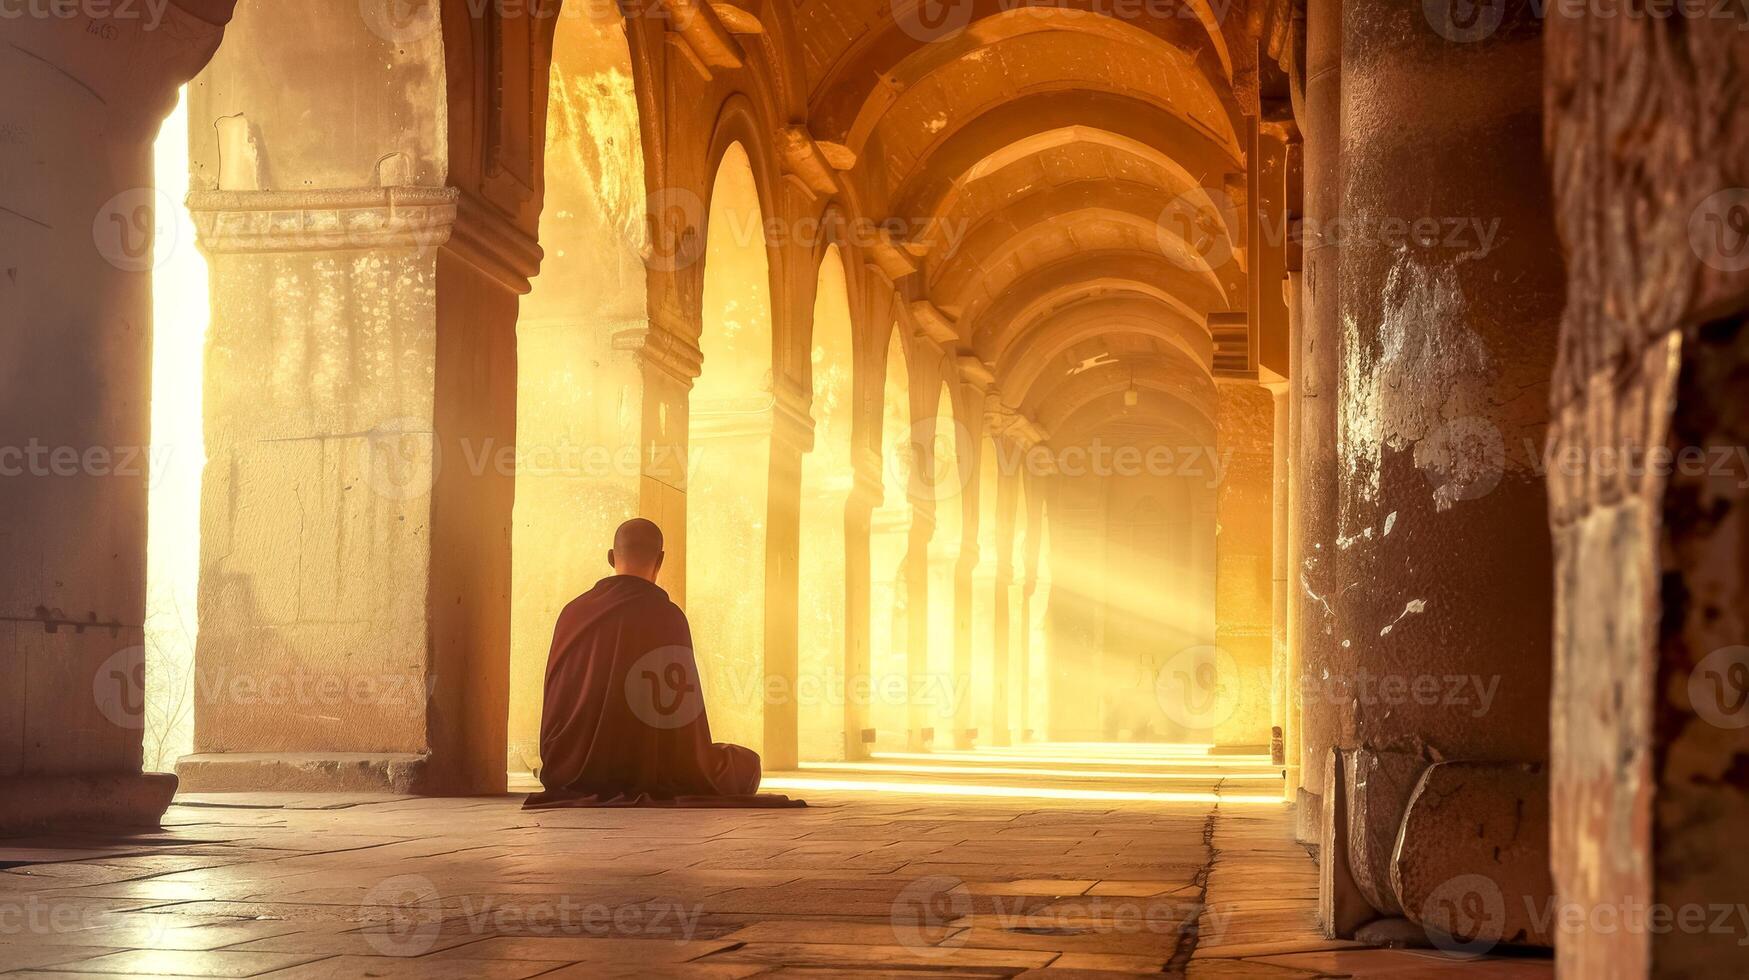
[1,749,1547,978]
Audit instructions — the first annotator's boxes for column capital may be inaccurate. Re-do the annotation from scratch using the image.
[614,320,704,386]
[187,186,544,294]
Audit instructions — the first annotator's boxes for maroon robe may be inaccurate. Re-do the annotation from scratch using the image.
[526,575,802,809]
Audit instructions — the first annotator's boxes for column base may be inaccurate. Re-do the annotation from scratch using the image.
[177,752,432,795]
[0,772,178,833]
[1295,786,1323,844]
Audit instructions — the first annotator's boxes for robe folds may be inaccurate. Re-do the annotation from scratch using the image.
[525,575,804,809]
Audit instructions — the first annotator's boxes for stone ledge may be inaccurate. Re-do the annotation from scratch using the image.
[177,752,432,795]
[0,771,178,833]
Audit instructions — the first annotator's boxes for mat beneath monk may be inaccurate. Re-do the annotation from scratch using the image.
[523,790,807,810]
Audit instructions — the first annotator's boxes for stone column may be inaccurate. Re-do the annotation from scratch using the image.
[762,385,810,771]
[1214,382,1276,750]
[1267,381,1291,772]
[842,450,882,760]
[905,505,934,751]
[990,459,1021,747]
[1330,0,1560,942]
[1295,0,1344,835]
[0,3,232,831]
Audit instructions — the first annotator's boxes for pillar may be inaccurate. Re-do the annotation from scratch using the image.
[842,450,882,760]
[0,3,232,831]
[1329,0,1560,940]
[1294,0,1343,834]
[991,460,1022,747]
[176,4,539,796]
[1268,381,1291,771]
[763,385,809,771]
[1214,382,1276,750]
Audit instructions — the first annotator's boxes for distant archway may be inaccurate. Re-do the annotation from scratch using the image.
[797,246,856,761]
[687,142,774,754]
[925,383,962,745]
[870,331,913,750]
[509,13,648,777]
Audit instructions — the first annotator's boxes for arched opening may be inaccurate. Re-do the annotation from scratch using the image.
[870,330,913,751]
[508,12,647,779]
[1027,501,1054,741]
[925,383,962,746]
[797,245,855,762]
[144,87,209,774]
[971,435,1001,747]
[687,142,774,755]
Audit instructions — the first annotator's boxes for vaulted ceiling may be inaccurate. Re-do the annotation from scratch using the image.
[781,0,1252,444]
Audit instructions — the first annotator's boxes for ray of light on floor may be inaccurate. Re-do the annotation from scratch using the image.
[759,776,1286,805]
[797,761,1281,781]
[869,751,1274,769]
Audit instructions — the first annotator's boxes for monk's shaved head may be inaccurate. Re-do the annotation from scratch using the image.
[609,518,665,581]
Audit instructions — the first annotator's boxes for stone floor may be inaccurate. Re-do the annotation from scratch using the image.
[0,746,1552,978]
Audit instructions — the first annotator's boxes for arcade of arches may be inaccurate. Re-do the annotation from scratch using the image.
[4,1,1749,976]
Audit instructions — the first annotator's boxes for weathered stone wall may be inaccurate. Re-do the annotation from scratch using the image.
[1545,10,1749,976]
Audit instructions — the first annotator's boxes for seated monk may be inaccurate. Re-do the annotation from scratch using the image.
[527,518,799,808]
